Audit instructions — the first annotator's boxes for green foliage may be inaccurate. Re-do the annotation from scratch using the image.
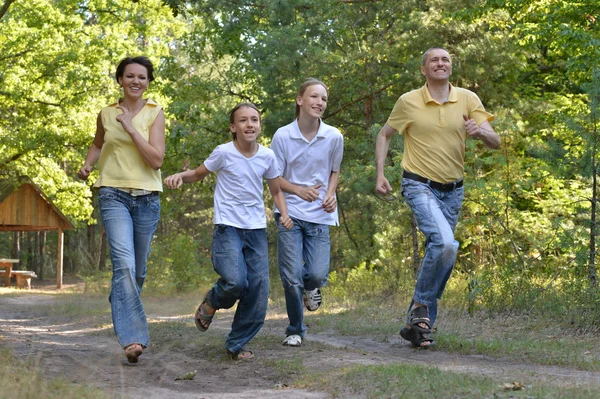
[2,0,600,320]
[147,233,215,293]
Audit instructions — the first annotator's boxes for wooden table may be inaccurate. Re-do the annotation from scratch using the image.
[0,259,19,287]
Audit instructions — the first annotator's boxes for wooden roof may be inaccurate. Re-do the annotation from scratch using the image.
[0,178,75,231]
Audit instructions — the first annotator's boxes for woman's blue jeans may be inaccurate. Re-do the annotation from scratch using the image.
[206,225,269,354]
[98,187,160,349]
[401,178,464,328]
[276,214,330,338]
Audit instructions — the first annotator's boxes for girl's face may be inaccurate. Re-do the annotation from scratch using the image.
[297,84,328,119]
[230,106,261,144]
[118,63,149,99]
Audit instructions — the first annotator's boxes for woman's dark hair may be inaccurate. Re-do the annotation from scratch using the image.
[295,78,328,119]
[115,56,155,83]
[228,103,261,141]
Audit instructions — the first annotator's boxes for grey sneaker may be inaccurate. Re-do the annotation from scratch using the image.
[303,288,322,311]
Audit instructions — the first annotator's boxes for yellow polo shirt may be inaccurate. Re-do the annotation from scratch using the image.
[386,84,494,183]
[94,99,163,191]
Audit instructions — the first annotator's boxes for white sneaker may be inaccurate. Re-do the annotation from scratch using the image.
[303,288,322,311]
[282,334,302,347]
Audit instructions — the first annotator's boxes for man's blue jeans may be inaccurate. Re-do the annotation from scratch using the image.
[206,225,269,354]
[98,187,160,349]
[276,214,330,338]
[401,178,464,328]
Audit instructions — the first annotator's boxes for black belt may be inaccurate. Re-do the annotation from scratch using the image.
[403,171,463,192]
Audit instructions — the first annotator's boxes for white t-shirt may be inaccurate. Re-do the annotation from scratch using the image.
[204,142,280,229]
[271,119,344,226]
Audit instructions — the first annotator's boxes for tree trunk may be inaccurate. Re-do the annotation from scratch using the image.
[11,231,20,259]
[34,232,40,275]
[39,231,46,280]
[590,171,598,287]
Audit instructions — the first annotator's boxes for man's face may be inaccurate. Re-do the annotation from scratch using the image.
[421,49,452,82]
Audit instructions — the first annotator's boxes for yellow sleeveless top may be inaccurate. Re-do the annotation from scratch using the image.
[94,99,163,192]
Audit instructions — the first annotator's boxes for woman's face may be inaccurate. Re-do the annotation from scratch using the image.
[118,63,149,99]
[230,106,262,144]
[297,84,328,119]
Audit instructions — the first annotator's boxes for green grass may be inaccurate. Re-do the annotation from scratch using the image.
[0,348,107,399]
[302,363,600,399]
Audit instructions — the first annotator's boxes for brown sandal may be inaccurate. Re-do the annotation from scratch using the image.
[227,348,255,361]
[124,343,143,363]
[195,292,216,332]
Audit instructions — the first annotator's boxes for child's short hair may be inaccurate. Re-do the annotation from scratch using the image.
[228,103,261,140]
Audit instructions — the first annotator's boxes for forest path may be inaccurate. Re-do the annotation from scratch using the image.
[1,292,599,398]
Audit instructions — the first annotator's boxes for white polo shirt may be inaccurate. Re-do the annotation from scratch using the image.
[271,119,344,226]
[204,142,280,229]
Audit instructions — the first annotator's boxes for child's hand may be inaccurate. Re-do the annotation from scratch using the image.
[322,193,337,213]
[164,174,183,189]
[279,214,293,230]
[296,184,321,202]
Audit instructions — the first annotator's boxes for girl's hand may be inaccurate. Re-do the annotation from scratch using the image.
[279,214,294,230]
[322,193,337,213]
[164,174,183,189]
[77,165,92,180]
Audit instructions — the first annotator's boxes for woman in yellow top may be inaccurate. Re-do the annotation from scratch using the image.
[78,56,165,364]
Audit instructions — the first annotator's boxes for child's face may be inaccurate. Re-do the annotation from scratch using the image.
[297,84,328,119]
[230,106,262,143]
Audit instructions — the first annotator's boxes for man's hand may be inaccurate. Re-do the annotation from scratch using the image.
[463,114,482,138]
[164,174,183,189]
[296,184,321,202]
[376,175,393,196]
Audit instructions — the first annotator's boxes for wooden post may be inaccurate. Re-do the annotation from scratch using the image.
[57,228,64,289]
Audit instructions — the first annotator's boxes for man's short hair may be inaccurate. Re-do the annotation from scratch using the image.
[421,47,451,66]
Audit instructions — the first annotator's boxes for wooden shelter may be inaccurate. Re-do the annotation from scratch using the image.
[0,177,75,288]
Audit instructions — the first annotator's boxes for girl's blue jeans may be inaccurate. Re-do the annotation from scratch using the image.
[276,214,330,338]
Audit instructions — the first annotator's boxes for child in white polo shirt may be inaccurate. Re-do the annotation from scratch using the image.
[271,78,344,347]
[164,103,293,360]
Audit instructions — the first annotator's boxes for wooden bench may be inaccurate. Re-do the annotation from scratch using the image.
[10,271,37,289]
[0,258,19,287]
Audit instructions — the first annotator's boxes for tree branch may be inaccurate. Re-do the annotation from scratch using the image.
[327,83,392,118]
[0,50,34,63]
[0,0,16,21]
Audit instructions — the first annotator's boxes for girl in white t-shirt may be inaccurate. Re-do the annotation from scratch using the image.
[164,103,293,360]
[271,79,344,347]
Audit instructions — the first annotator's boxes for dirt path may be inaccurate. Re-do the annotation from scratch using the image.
[1,292,600,398]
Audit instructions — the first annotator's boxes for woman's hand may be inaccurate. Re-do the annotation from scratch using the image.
[77,165,93,180]
[116,106,136,135]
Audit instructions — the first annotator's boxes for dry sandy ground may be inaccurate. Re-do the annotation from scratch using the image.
[2,282,600,398]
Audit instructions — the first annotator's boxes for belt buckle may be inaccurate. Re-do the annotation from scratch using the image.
[130,189,149,196]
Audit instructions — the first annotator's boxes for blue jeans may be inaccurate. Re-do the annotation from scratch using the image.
[276,214,330,338]
[401,178,464,328]
[206,225,269,354]
[98,187,160,349]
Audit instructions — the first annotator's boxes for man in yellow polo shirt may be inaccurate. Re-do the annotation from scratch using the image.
[375,47,500,348]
